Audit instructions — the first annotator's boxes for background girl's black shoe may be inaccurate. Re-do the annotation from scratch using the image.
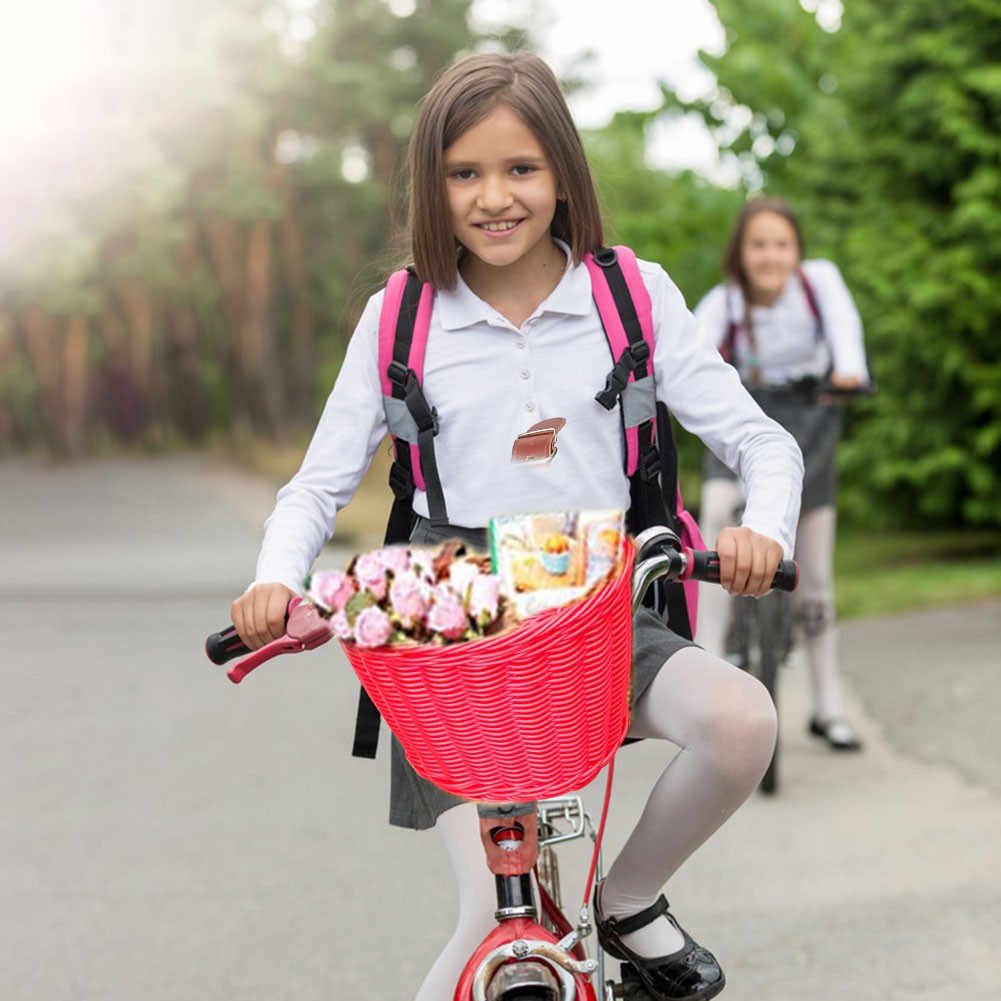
[808,716,863,751]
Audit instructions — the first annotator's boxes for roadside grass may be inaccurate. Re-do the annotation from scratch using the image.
[230,437,1001,619]
[834,525,1001,619]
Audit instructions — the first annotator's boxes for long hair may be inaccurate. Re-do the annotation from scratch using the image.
[721,196,806,383]
[407,51,603,289]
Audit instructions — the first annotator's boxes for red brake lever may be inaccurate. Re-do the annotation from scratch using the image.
[227,599,333,683]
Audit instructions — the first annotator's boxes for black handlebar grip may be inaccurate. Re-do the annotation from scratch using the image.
[205,625,251,665]
[687,551,799,592]
[771,559,799,592]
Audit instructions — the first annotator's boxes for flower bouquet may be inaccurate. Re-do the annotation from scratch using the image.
[304,542,508,648]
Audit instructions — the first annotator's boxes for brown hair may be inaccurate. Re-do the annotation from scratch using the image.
[406,51,604,289]
[722,195,806,292]
[720,196,806,383]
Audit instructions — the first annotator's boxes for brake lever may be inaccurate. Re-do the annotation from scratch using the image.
[226,599,333,684]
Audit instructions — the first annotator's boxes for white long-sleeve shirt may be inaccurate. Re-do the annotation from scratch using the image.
[254,250,804,592]
[694,259,869,385]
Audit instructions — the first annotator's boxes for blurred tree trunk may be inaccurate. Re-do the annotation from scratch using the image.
[277,162,315,422]
[202,205,283,438]
[19,306,89,454]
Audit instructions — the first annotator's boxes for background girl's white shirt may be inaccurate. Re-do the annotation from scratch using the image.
[253,250,803,593]
[693,259,869,385]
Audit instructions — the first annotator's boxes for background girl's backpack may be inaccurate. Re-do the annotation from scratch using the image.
[352,246,704,759]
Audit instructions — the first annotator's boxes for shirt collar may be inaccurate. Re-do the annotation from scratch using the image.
[436,240,594,331]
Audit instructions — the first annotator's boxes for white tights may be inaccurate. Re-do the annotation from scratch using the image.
[697,478,846,723]
[413,646,777,1000]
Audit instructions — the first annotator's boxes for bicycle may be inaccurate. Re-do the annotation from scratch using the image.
[724,378,876,793]
[206,527,797,1001]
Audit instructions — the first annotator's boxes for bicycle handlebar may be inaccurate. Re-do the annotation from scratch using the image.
[815,379,878,403]
[206,534,798,682]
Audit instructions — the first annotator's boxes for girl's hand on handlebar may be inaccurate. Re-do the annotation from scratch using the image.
[715,526,784,598]
[826,371,865,391]
[231,583,297,649]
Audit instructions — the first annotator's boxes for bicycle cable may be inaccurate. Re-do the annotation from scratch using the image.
[580,756,615,916]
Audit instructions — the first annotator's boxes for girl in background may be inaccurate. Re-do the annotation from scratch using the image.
[696,196,870,752]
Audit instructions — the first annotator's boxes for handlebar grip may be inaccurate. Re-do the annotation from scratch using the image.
[205,626,251,665]
[685,551,799,593]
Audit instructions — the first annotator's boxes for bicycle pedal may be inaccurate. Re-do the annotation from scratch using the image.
[617,963,657,1000]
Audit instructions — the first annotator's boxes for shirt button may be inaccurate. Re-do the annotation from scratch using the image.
[516,337,527,349]
[519,369,531,380]
[525,401,536,412]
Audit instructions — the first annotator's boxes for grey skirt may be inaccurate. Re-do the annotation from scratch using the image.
[703,384,842,512]
[387,515,694,830]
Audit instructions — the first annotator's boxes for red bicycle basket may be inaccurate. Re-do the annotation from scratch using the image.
[340,544,635,801]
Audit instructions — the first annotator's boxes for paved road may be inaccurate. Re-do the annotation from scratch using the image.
[1,455,999,1001]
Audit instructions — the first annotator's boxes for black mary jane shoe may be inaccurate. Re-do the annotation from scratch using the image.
[594,882,725,1001]
[808,716,863,752]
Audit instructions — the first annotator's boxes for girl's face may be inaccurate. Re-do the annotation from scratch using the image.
[444,103,562,278]
[740,210,801,305]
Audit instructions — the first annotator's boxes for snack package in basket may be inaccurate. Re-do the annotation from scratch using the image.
[488,509,625,617]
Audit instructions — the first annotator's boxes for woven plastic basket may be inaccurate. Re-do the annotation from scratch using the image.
[340,543,635,802]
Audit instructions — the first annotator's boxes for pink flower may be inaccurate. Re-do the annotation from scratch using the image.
[427,584,469,641]
[354,606,394,648]
[330,609,353,641]
[353,551,388,600]
[379,546,411,577]
[389,570,430,628]
[307,571,356,614]
[446,560,479,602]
[469,574,500,624]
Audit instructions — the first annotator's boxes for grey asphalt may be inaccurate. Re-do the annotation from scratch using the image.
[1,455,998,1001]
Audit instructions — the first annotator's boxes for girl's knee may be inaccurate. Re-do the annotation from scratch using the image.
[701,670,777,772]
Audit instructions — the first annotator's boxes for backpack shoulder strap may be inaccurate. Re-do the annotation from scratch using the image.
[797,266,824,342]
[355,268,443,761]
[585,246,695,638]
[720,286,740,364]
[585,246,656,478]
[378,268,449,539]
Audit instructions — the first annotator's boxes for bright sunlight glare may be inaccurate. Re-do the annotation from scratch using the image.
[0,1,132,265]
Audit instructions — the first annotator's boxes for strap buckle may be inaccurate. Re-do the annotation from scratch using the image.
[595,342,649,410]
[387,359,410,388]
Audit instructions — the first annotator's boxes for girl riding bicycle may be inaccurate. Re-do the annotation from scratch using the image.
[230,53,803,1001]
[695,196,871,752]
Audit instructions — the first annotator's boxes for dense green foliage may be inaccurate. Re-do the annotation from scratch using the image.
[668,0,1001,528]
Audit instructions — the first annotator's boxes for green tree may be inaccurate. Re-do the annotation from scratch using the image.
[668,0,1001,528]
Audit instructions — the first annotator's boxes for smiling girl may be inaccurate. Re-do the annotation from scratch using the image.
[230,54,804,1001]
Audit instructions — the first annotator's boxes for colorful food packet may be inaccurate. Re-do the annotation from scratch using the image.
[488,510,625,617]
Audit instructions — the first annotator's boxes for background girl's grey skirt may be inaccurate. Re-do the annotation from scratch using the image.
[702,387,842,512]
